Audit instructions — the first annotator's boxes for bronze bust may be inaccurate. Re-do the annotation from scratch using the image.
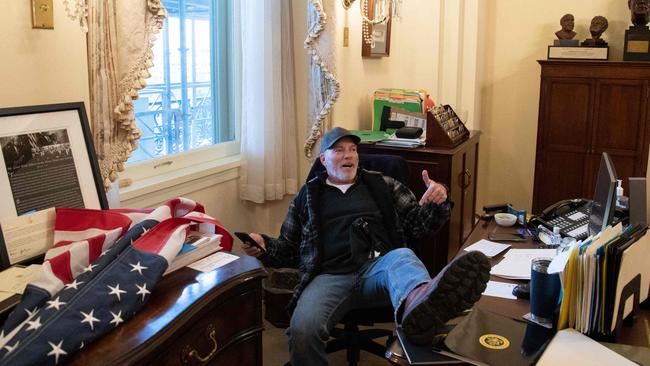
[582,16,609,46]
[555,14,577,40]
[629,0,650,27]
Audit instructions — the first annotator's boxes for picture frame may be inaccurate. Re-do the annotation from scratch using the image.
[0,102,107,269]
[361,0,392,58]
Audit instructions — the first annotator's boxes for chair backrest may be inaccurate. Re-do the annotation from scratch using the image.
[307,154,409,184]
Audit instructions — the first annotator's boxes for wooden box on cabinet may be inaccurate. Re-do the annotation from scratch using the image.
[358,131,480,275]
[533,60,650,213]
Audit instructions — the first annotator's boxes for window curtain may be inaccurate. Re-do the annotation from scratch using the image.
[303,0,340,158]
[64,0,166,189]
[237,0,299,203]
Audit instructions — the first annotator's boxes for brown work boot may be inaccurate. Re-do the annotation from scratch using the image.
[401,251,490,345]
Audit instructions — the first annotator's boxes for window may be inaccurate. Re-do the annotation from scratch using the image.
[127,0,237,174]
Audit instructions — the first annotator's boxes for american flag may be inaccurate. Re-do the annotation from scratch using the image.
[0,198,232,365]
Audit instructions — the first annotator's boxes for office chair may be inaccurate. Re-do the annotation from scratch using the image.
[308,154,409,366]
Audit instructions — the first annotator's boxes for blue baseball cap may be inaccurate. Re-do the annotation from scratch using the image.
[320,127,361,154]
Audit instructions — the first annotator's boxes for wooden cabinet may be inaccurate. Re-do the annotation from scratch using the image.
[68,256,266,366]
[533,60,650,213]
[358,131,480,275]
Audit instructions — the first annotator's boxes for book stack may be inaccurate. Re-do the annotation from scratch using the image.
[163,231,222,276]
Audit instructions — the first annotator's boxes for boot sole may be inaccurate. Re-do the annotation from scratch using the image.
[402,251,491,345]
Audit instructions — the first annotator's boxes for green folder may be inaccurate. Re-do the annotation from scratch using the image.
[350,130,389,144]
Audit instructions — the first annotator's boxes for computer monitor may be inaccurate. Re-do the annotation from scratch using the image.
[588,152,618,237]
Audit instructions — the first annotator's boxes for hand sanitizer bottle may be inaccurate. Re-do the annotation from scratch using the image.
[616,179,625,209]
[551,226,562,246]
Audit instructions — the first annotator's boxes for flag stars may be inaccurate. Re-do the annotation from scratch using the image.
[47,340,67,364]
[108,284,127,301]
[24,307,38,318]
[109,310,124,327]
[4,340,19,353]
[135,283,151,301]
[64,279,83,291]
[83,263,97,273]
[25,316,42,331]
[46,297,66,311]
[80,309,100,331]
[129,262,148,276]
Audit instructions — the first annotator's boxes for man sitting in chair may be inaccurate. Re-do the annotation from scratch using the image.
[241,127,490,366]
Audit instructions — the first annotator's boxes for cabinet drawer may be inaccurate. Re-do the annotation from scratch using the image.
[158,288,263,366]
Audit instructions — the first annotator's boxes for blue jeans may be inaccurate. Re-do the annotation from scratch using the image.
[287,248,431,366]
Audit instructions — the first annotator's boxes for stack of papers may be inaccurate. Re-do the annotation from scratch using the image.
[490,249,557,280]
[375,135,425,148]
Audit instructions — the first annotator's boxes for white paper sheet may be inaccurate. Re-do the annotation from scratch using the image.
[188,252,239,272]
[481,280,517,299]
[464,239,511,258]
[0,265,42,294]
[537,328,636,365]
[490,249,556,280]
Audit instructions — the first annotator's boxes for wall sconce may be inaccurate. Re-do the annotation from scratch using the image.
[342,0,355,9]
[32,0,54,29]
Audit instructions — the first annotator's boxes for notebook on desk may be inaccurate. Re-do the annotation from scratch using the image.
[395,327,465,365]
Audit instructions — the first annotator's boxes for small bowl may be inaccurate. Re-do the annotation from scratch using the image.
[494,213,517,227]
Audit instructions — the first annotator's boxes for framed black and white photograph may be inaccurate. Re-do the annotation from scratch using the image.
[0,102,107,268]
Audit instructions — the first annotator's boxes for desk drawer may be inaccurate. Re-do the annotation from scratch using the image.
[158,287,263,366]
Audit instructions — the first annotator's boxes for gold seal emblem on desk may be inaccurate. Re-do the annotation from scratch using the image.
[478,334,510,350]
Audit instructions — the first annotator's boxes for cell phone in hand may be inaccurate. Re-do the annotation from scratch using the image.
[488,233,527,242]
[234,232,266,252]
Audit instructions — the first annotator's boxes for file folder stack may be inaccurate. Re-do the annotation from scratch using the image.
[555,222,649,337]
[372,88,426,131]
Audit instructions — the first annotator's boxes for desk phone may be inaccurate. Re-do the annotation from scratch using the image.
[532,198,591,241]
[546,204,591,240]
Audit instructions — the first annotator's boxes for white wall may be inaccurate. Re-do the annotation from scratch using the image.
[329,0,482,130]
[0,0,89,108]
[479,0,633,212]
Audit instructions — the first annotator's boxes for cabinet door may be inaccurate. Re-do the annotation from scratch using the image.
[533,77,595,212]
[589,79,649,193]
[402,155,450,275]
[459,141,478,247]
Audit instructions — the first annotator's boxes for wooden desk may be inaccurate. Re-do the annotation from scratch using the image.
[358,131,480,275]
[387,220,650,364]
[68,255,266,366]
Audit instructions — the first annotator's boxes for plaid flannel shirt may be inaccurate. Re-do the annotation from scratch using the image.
[258,169,452,310]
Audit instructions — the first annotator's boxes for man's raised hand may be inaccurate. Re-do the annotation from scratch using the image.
[419,170,447,206]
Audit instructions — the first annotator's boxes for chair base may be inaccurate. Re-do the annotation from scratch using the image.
[326,322,394,366]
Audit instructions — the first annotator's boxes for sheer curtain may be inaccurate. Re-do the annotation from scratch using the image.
[65,0,166,189]
[237,0,299,203]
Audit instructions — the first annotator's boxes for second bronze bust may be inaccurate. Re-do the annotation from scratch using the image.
[582,16,609,46]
